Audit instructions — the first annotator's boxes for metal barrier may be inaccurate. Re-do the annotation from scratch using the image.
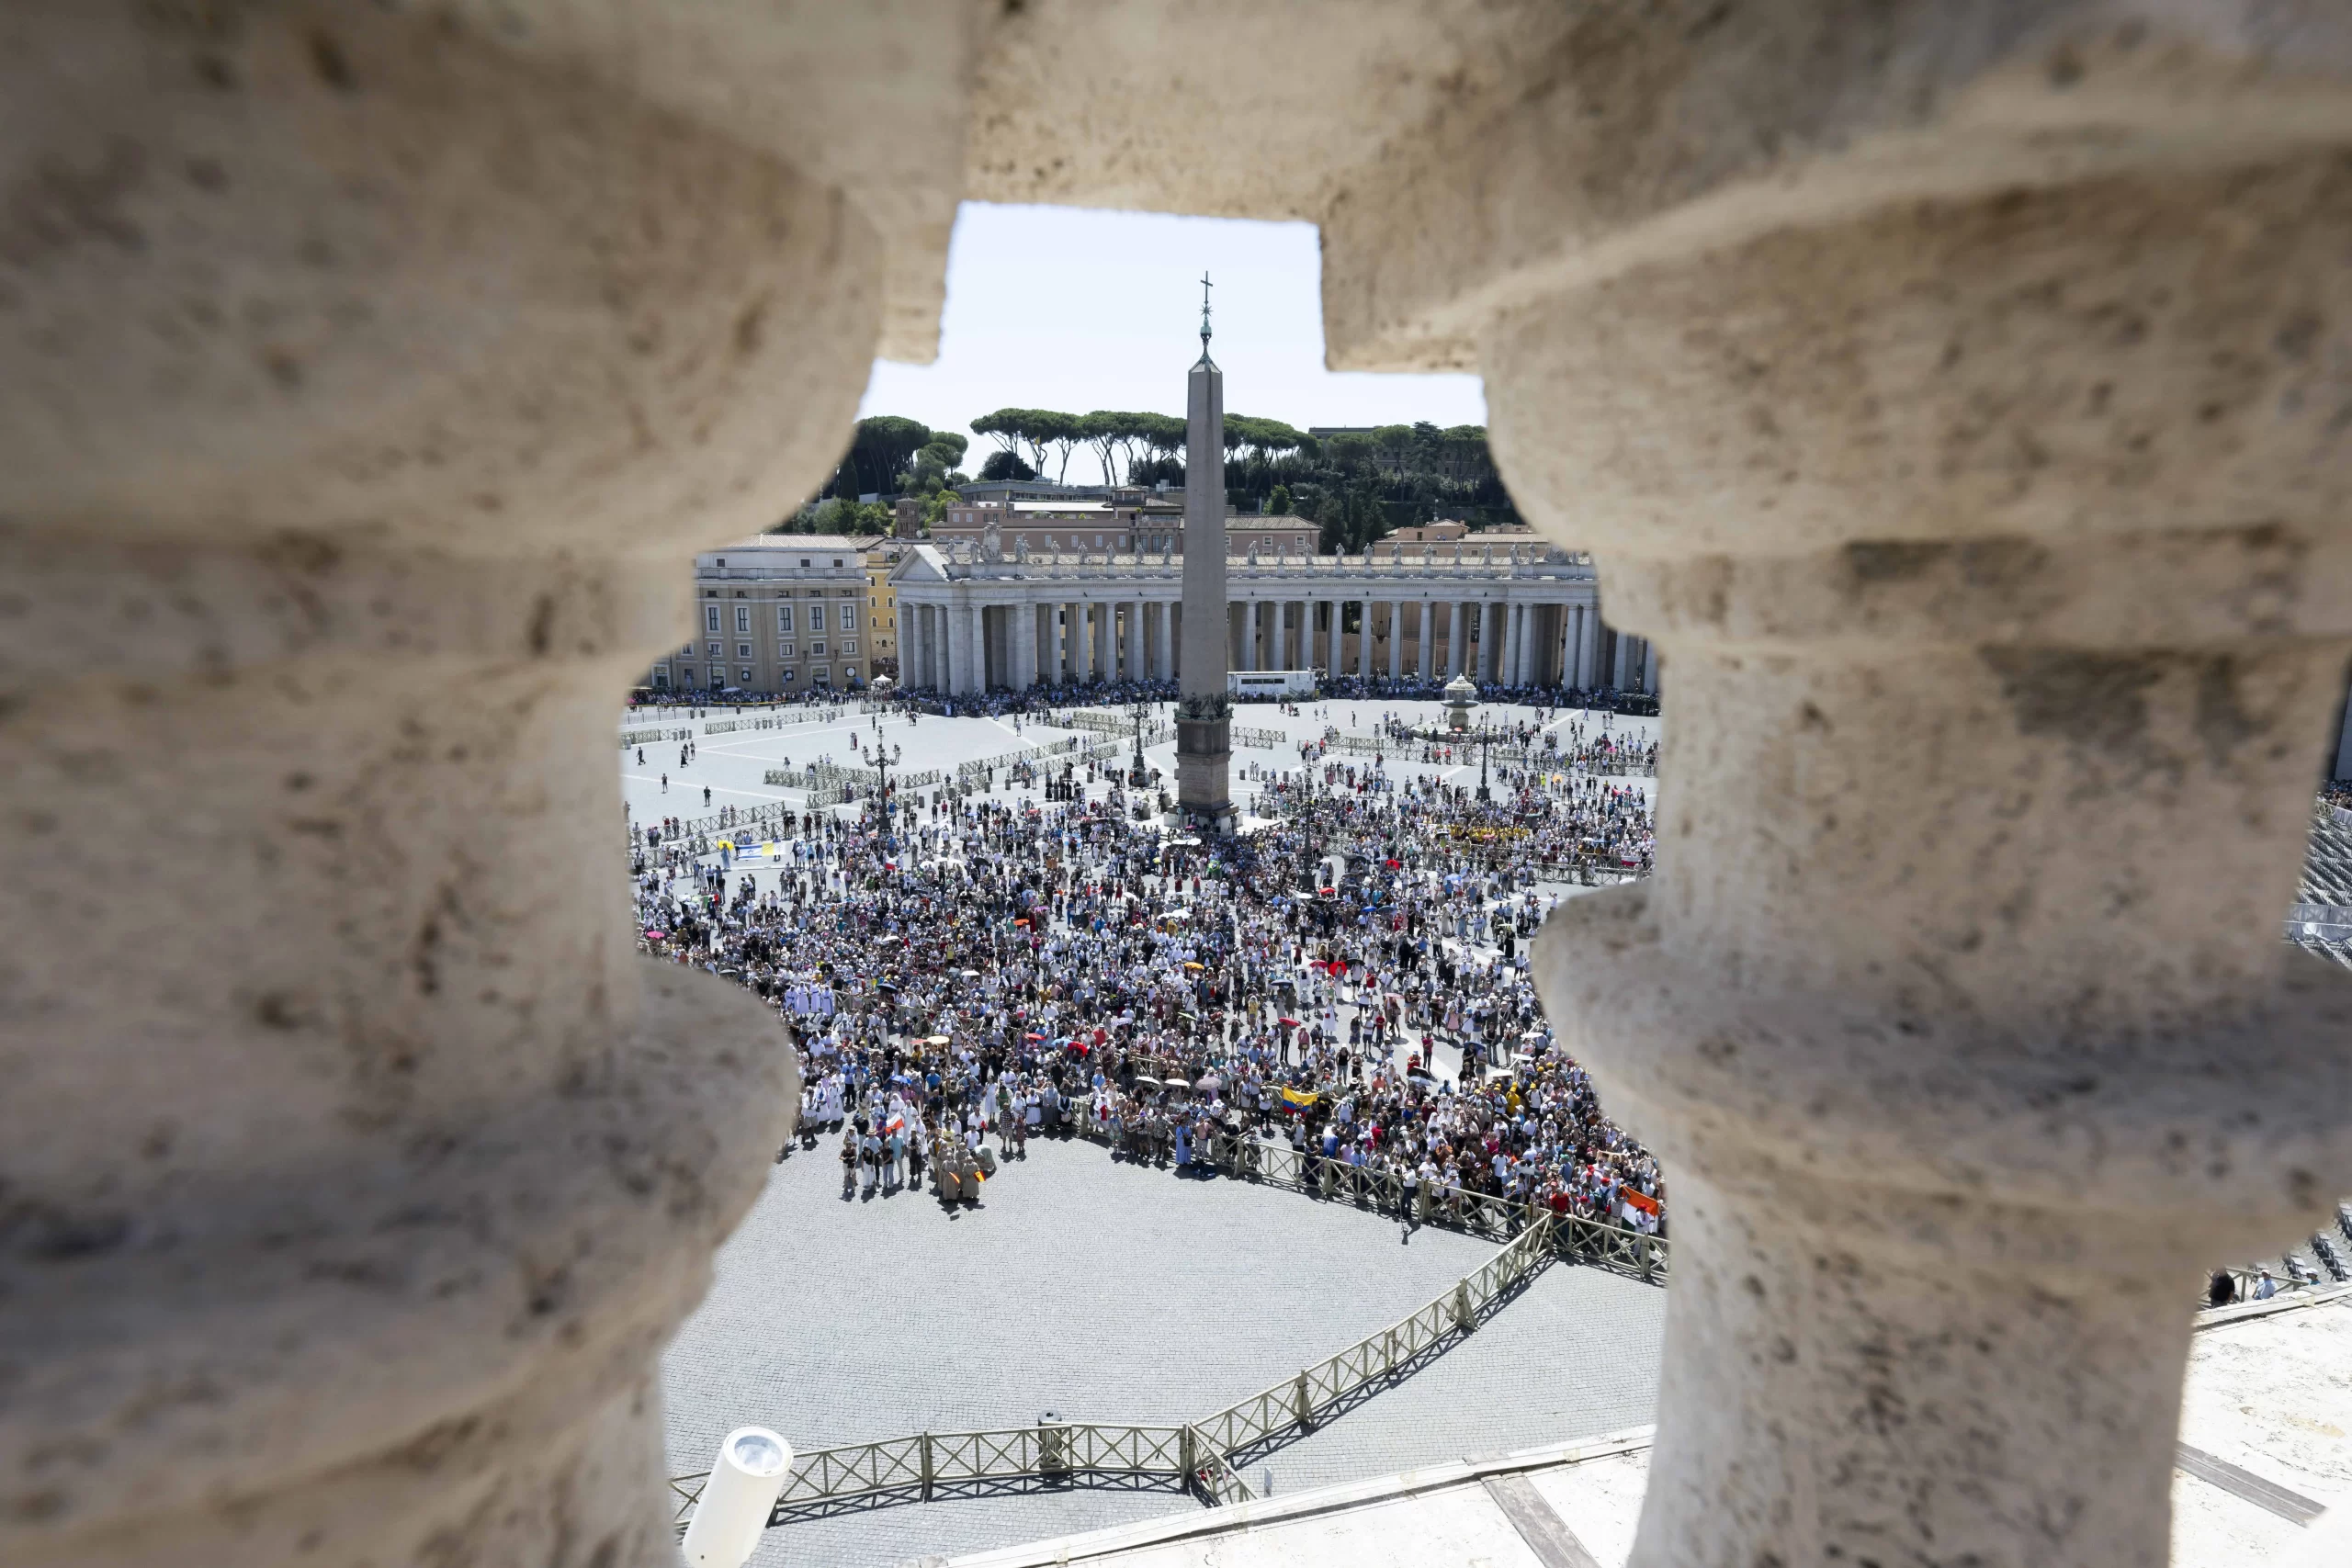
[671,1215,1564,1534]
[1185,1132,1666,1282]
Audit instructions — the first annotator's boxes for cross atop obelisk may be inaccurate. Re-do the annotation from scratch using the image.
[1175,271,1234,834]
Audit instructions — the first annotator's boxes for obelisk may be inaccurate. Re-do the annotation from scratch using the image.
[1175,273,1235,834]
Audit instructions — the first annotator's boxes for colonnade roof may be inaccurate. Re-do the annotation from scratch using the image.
[891,547,1596,592]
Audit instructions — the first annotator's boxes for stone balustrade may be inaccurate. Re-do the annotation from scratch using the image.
[7,6,2349,1568]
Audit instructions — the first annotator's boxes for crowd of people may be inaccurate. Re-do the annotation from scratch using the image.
[629,705,1668,1240]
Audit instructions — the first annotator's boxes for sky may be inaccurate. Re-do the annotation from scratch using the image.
[856,203,1487,487]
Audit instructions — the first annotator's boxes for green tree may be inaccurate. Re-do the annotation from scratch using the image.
[1269,482,1293,515]
[836,415,934,496]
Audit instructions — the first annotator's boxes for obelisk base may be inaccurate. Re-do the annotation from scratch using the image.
[1174,716,1235,835]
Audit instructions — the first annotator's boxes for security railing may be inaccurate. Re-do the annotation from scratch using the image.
[671,1214,1560,1536]
[1179,1131,1667,1283]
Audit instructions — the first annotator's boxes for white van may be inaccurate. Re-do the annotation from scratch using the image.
[1228,670,1317,699]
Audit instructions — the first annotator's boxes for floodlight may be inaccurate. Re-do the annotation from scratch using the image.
[679,1426,794,1567]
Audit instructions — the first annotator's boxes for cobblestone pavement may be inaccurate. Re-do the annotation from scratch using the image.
[662,1132,1666,1568]
[622,699,1658,843]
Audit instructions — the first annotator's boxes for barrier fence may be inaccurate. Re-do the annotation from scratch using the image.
[670,1213,1562,1537]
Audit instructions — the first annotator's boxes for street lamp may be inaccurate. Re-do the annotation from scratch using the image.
[1128,693,1155,787]
[871,740,903,845]
[1474,720,1498,804]
[1293,764,1317,892]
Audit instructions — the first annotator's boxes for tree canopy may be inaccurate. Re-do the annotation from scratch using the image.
[955,404,1513,534]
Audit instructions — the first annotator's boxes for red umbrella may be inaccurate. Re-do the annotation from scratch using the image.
[1278,1017,1302,1028]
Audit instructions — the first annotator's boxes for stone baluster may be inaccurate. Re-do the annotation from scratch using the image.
[1,6,867,1561]
[1491,156,2352,1568]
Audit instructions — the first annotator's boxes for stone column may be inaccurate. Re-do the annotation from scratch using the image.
[1386,601,1404,680]
[943,603,966,694]
[1155,600,1174,682]
[1502,603,1524,686]
[1358,600,1374,679]
[1412,600,1431,682]
[1013,596,1038,691]
[1328,602,1346,681]
[0,6,866,1561]
[1494,158,2352,1568]
[1127,597,1147,682]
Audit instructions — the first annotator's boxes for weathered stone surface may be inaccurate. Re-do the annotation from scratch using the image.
[1,3,850,1560]
[1501,143,2352,1568]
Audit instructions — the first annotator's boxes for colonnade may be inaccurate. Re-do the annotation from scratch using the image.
[894,570,1656,697]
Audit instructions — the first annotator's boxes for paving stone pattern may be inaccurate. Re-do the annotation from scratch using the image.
[662,1134,1665,1568]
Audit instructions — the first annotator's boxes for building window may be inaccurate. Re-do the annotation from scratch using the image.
[737,642,752,660]
[811,666,831,685]
[779,641,797,657]
[735,606,750,634]
[809,641,827,657]
[652,671,670,688]
[777,605,795,633]
[707,641,721,659]
[682,667,697,686]
[841,638,857,655]
[716,558,727,568]
[809,604,826,632]
[705,605,720,632]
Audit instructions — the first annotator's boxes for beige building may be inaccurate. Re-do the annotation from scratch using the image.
[1387,520,1472,543]
[647,536,870,693]
[856,536,909,675]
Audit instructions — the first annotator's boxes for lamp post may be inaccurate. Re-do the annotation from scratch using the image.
[872,740,903,847]
[1128,694,1155,787]
[1295,763,1319,893]
[1474,721,1498,804]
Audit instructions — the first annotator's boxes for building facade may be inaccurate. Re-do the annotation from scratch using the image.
[646,536,871,693]
[857,537,907,676]
[891,535,1657,697]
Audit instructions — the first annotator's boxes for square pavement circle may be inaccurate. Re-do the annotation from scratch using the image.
[662,1135,1667,1568]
